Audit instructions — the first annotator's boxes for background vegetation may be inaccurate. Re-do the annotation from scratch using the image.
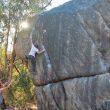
[0,0,51,109]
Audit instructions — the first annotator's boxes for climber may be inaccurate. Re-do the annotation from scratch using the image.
[0,81,6,110]
[26,36,45,72]
[0,80,12,109]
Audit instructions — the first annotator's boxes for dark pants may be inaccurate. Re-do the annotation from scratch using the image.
[26,55,36,72]
[31,56,36,72]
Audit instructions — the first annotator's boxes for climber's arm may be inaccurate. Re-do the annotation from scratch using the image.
[37,46,45,54]
[0,86,8,91]
[0,80,13,92]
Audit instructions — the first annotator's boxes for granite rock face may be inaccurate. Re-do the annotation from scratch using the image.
[36,73,110,110]
[15,0,110,110]
[31,0,110,86]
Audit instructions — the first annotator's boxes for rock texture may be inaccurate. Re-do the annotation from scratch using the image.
[15,0,110,110]
[36,73,110,110]
[31,0,110,86]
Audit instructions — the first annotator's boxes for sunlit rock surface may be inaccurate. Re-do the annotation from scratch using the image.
[14,16,36,59]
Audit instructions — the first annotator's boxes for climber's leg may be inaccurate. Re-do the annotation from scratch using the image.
[26,55,36,72]
[25,43,40,72]
[31,56,36,72]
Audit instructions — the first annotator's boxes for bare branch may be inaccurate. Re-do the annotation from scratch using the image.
[42,0,53,9]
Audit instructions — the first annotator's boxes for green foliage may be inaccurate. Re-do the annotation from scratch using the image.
[0,0,48,44]
[0,46,35,107]
[0,46,8,81]
[8,70,35,107]
[0,0,50,107]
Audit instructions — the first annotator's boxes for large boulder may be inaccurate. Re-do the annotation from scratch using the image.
[31,0,110,86]
[32,0,110,110]
[15,0,110,110]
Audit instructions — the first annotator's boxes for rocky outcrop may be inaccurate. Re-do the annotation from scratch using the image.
[15,0,110,110]
[31,0,110,86]
[32,0,110,109]
[36,73,110,110]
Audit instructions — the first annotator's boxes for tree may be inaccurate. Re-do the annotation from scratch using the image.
[0,0,51,108]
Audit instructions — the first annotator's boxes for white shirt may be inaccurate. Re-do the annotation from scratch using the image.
[29,44,39,57]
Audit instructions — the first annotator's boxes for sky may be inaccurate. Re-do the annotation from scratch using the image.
[46,0,71,10]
